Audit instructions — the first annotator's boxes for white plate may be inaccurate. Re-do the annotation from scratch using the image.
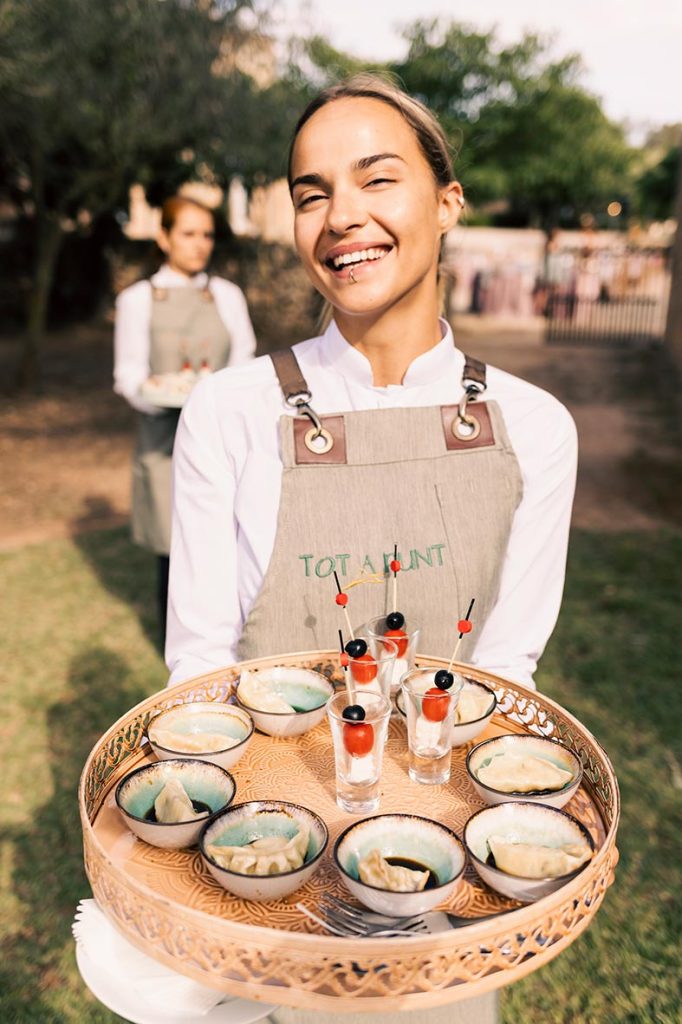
[141,390,188,409]
[75,943,277,1024]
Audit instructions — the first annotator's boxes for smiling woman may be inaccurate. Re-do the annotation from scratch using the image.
[165,75,578,1021]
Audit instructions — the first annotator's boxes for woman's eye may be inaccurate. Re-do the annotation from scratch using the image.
[298,193,326,208]
[366,177,394,187]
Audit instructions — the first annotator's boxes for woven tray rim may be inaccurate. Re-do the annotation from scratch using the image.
[79,651,620,1007]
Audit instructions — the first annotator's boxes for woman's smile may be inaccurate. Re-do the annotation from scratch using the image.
[323,242,394,280]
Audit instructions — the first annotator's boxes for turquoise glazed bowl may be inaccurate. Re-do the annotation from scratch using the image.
[334,813,466,917]
[466,734,582,809]
[235,667,334,737]
[464,801,595,902]
[147,701,254,770]
[200,800,329,901]
[115,758,236,849]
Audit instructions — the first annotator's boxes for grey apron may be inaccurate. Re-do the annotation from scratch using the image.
[240,345,523,1023]
[131,282,231,554]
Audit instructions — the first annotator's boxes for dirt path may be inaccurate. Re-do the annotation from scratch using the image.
[1,321,680,553]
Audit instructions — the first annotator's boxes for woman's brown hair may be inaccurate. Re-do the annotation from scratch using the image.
[160,195,215,232]
[287,72,455,191]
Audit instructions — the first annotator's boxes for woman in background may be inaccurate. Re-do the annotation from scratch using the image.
[114,195,256,644]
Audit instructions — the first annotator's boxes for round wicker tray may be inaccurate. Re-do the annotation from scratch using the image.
[79,652,620,1012]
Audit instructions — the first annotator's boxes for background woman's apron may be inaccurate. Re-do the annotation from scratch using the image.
[131,283,231,554]
[240,347,523,1024]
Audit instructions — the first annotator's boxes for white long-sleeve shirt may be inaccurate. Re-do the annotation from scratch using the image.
[113,265,257,415]
[167,320,577,689]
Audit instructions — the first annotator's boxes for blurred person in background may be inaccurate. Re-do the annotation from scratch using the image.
[114,195,256,645]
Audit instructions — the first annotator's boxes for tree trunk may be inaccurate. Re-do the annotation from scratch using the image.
[664,145,682,396]
[15,215,64,391]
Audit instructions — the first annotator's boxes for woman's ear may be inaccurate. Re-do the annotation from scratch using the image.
[438,181,464,234]
[157,228,170,256]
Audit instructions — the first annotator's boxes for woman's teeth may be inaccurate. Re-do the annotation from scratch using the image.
[330,247,388,270]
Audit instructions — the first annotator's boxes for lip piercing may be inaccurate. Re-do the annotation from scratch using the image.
[348,267,357,283]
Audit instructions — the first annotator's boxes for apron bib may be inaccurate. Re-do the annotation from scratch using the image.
[238,348,523,662]
[132,283,231,554]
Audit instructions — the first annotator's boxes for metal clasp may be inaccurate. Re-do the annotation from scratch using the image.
[286,393,334,454]
[453,384,484,442]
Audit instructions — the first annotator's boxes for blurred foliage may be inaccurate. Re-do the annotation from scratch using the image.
[389,20,634,228]
[635,145,680,222]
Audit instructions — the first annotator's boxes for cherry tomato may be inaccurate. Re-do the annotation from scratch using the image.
[343,722,374,756]
[384,627,408,657]
[422,686,449,722]
[351,653,378,684]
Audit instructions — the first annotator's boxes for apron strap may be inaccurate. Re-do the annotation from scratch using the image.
[271,348,488,402]
[462,354,487,393]
[270,346,494,458]
[271,348,313,404]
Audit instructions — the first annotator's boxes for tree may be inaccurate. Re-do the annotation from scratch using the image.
[636,146,679,222]
[390,20,633,228]
[0,0,266,389]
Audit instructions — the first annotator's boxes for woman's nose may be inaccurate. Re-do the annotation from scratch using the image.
[325,189,367,235]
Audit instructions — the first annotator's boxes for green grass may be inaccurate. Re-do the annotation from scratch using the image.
[1,527,680,1022]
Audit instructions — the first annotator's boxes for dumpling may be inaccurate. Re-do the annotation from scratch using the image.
[476,752,574,793]
[151,727,240,753]
[358,849,429,892]
[487,835,592,879]
[207,825,309,875]
[154,778,208,823]
[238,671,295,713]
[454,688,493,724]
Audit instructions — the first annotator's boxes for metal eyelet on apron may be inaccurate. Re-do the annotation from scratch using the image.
[285,392,335,454]
[453,387,483,442]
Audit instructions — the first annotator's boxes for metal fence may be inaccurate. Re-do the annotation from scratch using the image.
[543,247,671,345]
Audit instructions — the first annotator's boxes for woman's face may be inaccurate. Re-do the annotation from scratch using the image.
[290,98,462,325]
[158,206,215,276]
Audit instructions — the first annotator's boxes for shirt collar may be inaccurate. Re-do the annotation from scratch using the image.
[320,318,464,389]
[152,265,209,289]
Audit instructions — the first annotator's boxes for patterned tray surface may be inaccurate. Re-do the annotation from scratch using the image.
[92,714,606,931]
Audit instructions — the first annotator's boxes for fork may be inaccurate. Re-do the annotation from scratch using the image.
[297,894,520,937]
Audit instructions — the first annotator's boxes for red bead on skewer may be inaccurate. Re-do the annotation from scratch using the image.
[333,572,355,641]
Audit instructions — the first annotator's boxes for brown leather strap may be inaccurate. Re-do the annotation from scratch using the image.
[462,354,487,392]
[271,348,311,402]
[271,345,487,401]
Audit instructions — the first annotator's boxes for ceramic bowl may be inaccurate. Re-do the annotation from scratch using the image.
[464,801,595,902]
[466,734,582,808]
[334,814,466,917]
[396,676,497,747]
[147,701,254,771]
[235,667,334,738]
[115,758,236,850]
[200,800,329,901]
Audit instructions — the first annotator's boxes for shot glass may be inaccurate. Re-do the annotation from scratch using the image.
[401,668,464,785]
[361,615,421,695]
[348,634,399,702]
[327,690,392,814]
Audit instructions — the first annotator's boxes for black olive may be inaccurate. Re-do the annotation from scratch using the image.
[386,611,405,630]
[342,704,366,722]
[345,638,368,658]
[434,669,454,690]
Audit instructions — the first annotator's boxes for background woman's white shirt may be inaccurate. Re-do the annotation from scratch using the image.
[113,265,257,415]
[166,320,577,690]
